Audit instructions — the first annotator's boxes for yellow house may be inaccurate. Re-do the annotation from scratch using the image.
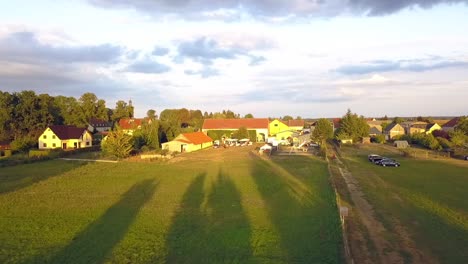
[38,125,93,150]
[269,119,295,140]
[162,132,213,153]
[384,123,405,139]
[409,123,442,135]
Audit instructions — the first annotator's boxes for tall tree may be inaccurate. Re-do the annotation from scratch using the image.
[147,109,157,120]
[312,118,333,145]
[283,115,293,121]
[112,100,132,122]
[244,113,254,118]
[393,116,404,124]
[336,109,369,142]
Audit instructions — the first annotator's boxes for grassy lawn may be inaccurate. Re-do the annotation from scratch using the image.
[0,147,342,264]
[339,144,468,264]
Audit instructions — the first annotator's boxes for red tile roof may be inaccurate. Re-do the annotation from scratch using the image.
[177,132,213,145]
[118,118,144,130]
[49,125,87,140]
[332,118,341,129]
[203,118,269,130]
[288,120,305,127]
[442,117,461,128]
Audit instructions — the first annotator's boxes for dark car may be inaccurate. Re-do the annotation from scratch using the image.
[371,156,387,164]
[465,155,468,161]
[378,159,400,167]
[368,154,382,162]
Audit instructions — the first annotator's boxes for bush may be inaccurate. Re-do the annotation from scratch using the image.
[11,136,37,153]
[29,150,50,158]
[436,137,453,149]
[373,134,386,144]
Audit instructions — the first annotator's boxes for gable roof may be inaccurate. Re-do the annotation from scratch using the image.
[203,118,269,130]
[118,118,144,130]
[176,132,213,145]
[384,122,403,133]
[48,125,87,140]
[369,126,382,134]
[287,119,305,127]
[442,117,461,128]
[89,118,112,127]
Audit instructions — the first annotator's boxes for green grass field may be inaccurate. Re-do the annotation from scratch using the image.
[339,144,468,264]
[0,148,342,264]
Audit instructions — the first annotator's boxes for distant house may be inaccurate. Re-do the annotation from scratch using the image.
[162,132,213,153]
[286,120,305,131]
[88,118,113,133]
[407,122,441,135]
[0,140,11,150]
[369,126,382,136]
[38,125,92,150]
[118,118,146,135]
[331,118,341,132]
[202,118,269,142]
[384,123,405,139]
[442,117,462,132]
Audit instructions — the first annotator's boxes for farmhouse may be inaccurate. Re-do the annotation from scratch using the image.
[442,117,461,132]
[384,123,405,139]
[286,119,305,131]
[409,123,441,135]
[118,118,147,135]
[162,132,213,153]
[38,125,92,150]
[202,118,269,142]
[88,118,113,133]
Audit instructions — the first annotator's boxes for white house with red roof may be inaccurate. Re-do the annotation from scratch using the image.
[202,118,269,142]
[118,118,147,135]
[162,132,213,153]
[38,125,93,150]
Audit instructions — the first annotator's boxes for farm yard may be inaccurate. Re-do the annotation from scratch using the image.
[0,146,342,264]
[334,144,468,264]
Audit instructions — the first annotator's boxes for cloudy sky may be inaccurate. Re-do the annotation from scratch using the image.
[1,0,467,118]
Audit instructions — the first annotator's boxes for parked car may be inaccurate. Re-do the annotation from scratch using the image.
[378,159,400,167]
[371,156,387,164]
[368,154,381,162]
[464,155,468,160]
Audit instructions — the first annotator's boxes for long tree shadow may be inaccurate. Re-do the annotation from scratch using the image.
[165,171,254,263]
[48,179,157,264]
[0,159,87,194]
[250,156,342,263]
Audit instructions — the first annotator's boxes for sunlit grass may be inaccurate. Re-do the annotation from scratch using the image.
[0,150,342,263]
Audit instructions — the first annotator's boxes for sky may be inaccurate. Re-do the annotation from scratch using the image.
[0,0,467,118]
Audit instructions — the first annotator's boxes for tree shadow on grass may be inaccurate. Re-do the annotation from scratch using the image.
[48,179,157,264]
[165,171,254,264]
[250,156,342,263]
[0,160,87,194]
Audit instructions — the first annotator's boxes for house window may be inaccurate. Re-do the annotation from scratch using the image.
[86,141,90,146]
[274,124,278,127]
[52,135,56,139]
[43,143,47,148]
[52,143,56,148]
[43,135,47,139]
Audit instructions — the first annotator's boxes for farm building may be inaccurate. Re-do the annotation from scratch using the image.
[118,118,152,135]
[394,140,409,149]
[162,132,213,153]
[202,118,269,142]
[38,125,92,150]
[408,123,441,135]
[442,117,462,132]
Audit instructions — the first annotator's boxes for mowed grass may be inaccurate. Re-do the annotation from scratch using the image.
[0,148,342,264]
[339,144,468,264]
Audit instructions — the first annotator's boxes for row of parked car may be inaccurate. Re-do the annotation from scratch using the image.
[368,154,401,167]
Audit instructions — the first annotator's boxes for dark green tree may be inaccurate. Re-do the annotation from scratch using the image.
[335,109,369,142]
[312,118,333,145]
[101,129,133,159]
[244,113,254,118]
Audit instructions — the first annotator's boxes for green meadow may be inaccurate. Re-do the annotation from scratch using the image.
[339,144,468,264]
[0,148,342,263]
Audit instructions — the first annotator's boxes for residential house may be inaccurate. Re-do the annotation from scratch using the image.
[332,118,341,132]
[162,132,213,153]
[384,123,405,139]
[286,119,305,131]
[367,120,383,136]
[409,123,441,135]
[202,118,269,142]
[0,140,11,150]
[118,118,146,135]
[38,125,92,150]
[88,118,113,133]
[442,117,462,132]
[269,119,294,141]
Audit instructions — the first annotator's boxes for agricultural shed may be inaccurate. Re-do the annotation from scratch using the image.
[162,132,213,153]
[394,140,409,149]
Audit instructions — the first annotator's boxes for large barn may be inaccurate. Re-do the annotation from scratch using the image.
[202,118,269,142]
